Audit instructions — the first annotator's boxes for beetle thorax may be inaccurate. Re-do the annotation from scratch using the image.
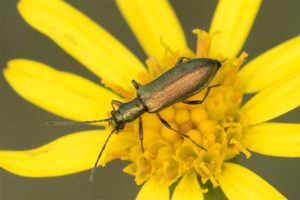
[111,98,146,130]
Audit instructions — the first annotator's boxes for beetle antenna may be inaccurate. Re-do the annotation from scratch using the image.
[45,118,111,126]
[89,129,116,183]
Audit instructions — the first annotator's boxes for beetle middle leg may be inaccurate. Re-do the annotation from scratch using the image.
[156,113,206,150]
[132,79,142,90]
[182,84,221,105]
[138,117,145,153]
[138,116,148,164]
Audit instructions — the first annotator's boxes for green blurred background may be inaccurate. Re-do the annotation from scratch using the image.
[0,0,299,199]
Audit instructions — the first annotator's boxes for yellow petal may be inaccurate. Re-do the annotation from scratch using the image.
[172,171,204,200]
[136,178,169,200]
[238,36,300,93]
[18,0,146,94]
[116,0,191,61]
[209,0,262,58]
[0,130,137,177]
[242,123,300,157]
[242,72,300,125]
[4,59,121,121]
[218,163,286,200]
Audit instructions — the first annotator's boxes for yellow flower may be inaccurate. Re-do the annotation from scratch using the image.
[1,0,300,199]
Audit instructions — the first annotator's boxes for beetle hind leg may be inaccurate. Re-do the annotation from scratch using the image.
[156,113,206,151]
[182,84,221,105]
[176,57,190,64]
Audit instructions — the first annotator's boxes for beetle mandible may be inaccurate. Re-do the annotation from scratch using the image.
[49,57,222,181]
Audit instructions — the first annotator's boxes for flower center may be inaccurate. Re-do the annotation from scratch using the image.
[111,29,250,189]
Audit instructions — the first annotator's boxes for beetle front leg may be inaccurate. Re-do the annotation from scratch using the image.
[111,100,122,111]
[156,113,206,150]
[182,84,221,105]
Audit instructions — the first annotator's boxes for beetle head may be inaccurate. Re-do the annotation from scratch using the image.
[110,110,125,131]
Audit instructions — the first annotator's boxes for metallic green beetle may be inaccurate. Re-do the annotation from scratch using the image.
[111,57,221,129]
[49,57,222,181]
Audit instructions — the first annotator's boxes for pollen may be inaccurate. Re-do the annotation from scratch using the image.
[115,30,250,189]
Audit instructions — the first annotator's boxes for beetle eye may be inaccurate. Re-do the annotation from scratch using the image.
[216,61,222,69]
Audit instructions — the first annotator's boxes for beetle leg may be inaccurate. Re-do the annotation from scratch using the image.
[132,79,142,90]
[176,57,190,64]
[156,113,206,150]
[111,100,123,111]
[182,84,221,105]
[138,117,148,164]
[182,100,204,105]
[138,117,145,153]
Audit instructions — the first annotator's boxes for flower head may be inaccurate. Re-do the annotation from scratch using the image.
[1,0,300,199]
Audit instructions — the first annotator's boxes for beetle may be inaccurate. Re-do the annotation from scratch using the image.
[48,57,222,181]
